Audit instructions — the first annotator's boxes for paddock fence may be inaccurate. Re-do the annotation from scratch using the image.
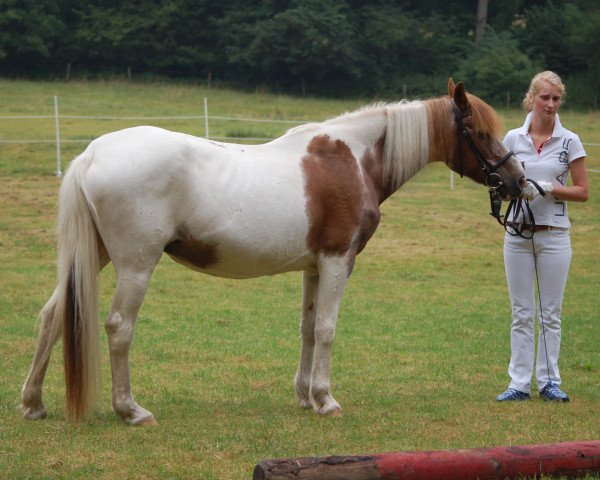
[1,96,598,180]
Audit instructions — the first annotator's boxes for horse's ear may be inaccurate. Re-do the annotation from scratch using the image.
[448,78,455,96]
[453,81,470,112]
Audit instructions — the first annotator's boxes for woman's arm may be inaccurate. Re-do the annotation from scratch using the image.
[551,157,589,202]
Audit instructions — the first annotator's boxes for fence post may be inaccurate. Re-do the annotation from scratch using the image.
[204,97,209,139]
[54,95,62,177]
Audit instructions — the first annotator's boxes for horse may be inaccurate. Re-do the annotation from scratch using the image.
[21,80,525,425]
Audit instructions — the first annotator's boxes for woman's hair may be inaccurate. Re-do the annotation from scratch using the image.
[522,71,565,111]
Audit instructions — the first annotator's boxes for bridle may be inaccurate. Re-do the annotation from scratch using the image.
[451,99,548,239]
[450,99,517,228]
[451,99,514,192]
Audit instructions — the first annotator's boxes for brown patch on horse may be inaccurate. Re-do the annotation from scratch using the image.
[350,138,386,258]
[361,135,394,203]
[302,135,364,256]
[165,235,218,270]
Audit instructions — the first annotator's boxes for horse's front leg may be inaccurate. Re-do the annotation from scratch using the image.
[294,270,319,408]
[105,266,157,426]
[309,256,350,415]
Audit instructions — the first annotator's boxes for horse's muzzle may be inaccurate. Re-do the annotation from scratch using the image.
[501,175,527,200]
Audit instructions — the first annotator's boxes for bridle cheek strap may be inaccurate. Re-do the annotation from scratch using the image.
[450,99,514,181]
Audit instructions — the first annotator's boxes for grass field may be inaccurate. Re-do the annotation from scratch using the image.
[1,79,598,479]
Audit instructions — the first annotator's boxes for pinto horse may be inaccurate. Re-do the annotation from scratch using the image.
[21,80,525,425]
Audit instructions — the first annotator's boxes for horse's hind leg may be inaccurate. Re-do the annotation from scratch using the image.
[21,289,61,419]
[105,259,160,426]
[294,270,319,408]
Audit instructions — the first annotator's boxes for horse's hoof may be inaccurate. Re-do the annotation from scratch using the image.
[119,404,157,426]
[124,412,157,426]
[126,415,157,426]
[138,415,158,426]
[315,403,342,416]
[124,412,158,427]
[22,405,48,420]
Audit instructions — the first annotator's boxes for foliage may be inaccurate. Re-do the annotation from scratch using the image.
[0,0,65,65]
[457,29,540,107]
[0,0,599,104]
[219,0,362,93]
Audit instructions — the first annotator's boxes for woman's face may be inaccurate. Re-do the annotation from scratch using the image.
[532,81,562,120]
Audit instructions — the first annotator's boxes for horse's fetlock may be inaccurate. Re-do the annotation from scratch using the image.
[295,374,310,396]
[113,397,135,419]
[310,380,330,399]
[21,386,41,404]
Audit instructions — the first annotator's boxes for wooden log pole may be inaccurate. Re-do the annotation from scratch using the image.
[253,440,600,480]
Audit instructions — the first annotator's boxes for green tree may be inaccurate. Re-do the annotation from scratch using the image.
[219,0,361,93]
[0,0,66,72]
[457,28,540,106]
[72,0,222,75]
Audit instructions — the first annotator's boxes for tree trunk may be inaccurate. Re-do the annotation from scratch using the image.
[475,0,489,44]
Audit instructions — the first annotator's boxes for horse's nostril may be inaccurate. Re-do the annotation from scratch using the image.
[519,176,527,188]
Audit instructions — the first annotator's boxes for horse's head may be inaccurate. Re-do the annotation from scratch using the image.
[447,79,525,199]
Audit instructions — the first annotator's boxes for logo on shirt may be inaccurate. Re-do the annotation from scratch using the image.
[558,138,571,164]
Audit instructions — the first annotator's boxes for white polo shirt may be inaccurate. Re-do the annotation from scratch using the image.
[503,112,586,228]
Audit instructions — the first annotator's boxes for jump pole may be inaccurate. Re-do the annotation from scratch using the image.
[253,440,600,480]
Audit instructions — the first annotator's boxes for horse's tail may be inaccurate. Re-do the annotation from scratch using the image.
[54,152,102,421]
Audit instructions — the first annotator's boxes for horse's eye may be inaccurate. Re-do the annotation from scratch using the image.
[477,132,489,141]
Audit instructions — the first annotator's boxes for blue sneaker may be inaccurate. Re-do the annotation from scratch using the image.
[496,388,530,401]
[539,382,569,402]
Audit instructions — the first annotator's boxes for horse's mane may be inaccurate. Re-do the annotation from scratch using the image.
[466,93,503,137]
[380,101,430,190]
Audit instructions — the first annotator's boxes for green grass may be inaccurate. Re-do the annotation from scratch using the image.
[1,79,598,479]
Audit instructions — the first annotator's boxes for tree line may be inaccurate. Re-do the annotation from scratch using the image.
[1,0,598,107]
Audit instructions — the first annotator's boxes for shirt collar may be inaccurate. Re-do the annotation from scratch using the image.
[519,111,567,138]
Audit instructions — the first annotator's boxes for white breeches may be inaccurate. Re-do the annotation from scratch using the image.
[503,227,571,393]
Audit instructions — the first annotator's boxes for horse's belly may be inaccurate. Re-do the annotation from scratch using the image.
[165,235,313,279]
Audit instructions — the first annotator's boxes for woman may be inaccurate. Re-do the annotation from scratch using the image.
[497,71,589,402]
